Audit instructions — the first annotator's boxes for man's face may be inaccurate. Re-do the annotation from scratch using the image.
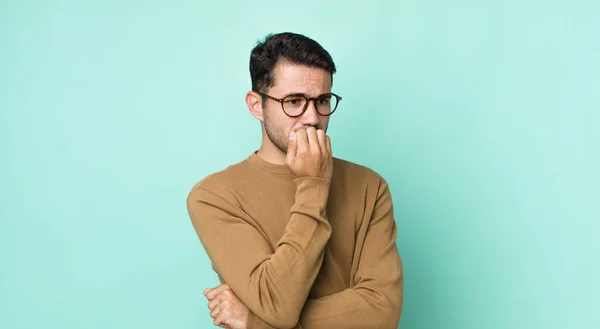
[262,62,332,154]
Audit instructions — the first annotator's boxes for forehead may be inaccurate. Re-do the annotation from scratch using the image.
[270,61,332,93]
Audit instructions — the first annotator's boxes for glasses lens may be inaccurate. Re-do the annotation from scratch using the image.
[282,95,307,116]
[315,94,338,115]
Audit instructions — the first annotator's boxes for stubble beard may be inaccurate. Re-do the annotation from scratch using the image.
[263,109,289,154]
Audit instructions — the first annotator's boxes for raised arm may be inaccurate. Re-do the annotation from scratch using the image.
[189,128,335,329]
[188,176,331,329]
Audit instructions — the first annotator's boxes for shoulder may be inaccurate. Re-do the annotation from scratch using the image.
[331,157,392,204]
[332,157,387,185]
[187,158,250,204]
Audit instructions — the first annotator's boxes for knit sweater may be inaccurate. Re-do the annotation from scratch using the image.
[187,151,403,329]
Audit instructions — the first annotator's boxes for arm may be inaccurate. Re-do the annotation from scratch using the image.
[187,176,332,329]
[300,178,403,328]
[247,178,403,329]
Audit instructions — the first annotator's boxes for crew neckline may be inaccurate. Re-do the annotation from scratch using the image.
[246,151,291,175]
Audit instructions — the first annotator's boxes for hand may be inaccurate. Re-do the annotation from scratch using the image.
[204,284,249,329]
[286,127,333,181]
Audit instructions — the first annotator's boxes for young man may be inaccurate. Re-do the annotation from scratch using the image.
[187,32,403,329]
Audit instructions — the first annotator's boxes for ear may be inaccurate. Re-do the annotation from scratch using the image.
[246,91,264,122]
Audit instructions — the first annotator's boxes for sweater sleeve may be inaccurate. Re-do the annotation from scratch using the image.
[187,177,332,329]
[244,178,403,329]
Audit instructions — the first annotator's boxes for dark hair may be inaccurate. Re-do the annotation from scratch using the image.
[250,32,337,93]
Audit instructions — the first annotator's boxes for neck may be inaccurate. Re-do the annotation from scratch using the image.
[257,134,287,165]
[257,144,287,165]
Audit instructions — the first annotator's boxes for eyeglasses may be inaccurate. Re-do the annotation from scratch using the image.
[256,91,342,117]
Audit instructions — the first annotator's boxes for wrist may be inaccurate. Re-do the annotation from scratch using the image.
[294,176,331,208]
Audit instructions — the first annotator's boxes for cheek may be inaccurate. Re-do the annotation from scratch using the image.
[319,117,330,129]
[266,106,293,126]
[269,114,299,137]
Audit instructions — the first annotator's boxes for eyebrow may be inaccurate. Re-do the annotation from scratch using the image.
[281,92,331,98]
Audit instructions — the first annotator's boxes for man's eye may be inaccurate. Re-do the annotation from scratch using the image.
[285,98,301,105]
[317,98,330,105]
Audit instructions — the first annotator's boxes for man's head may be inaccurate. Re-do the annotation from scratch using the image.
[246,32,338,154]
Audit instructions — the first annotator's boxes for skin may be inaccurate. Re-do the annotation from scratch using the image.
[204,285,248,328]
[205,61,335,328]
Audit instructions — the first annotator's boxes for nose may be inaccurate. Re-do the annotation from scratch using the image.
[300,99,319,126]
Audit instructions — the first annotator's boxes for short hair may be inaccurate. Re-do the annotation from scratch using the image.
[249,32,337,93]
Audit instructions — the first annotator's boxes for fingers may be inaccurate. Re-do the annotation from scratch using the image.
[213,313,224,327]
[295,128,309,153]
[206,286,237,329]
[286,130,297,164]
[298,127,324,151]
[317,129,327,153]
[286,126,333,180]
[213,308,230,328]
[208,297,219,310]
[207,293,228,324]
[306,127,320,151]
[210,305,221,318]
[205,284,230,300]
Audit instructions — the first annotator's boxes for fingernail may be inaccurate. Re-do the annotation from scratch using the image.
[289,131,296,140]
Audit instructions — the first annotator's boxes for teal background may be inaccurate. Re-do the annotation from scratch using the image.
[1,1,598,328]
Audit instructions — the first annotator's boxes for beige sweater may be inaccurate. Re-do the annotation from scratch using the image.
[187,152,403,329]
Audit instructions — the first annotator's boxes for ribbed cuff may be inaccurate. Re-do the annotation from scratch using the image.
[293,176,331,208]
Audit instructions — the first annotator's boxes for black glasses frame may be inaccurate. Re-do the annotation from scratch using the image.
[255,91,342,117]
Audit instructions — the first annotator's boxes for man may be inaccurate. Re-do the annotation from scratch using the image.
[187,32,403,329]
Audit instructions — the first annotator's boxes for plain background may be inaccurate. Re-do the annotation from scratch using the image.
[1,1,598,328]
